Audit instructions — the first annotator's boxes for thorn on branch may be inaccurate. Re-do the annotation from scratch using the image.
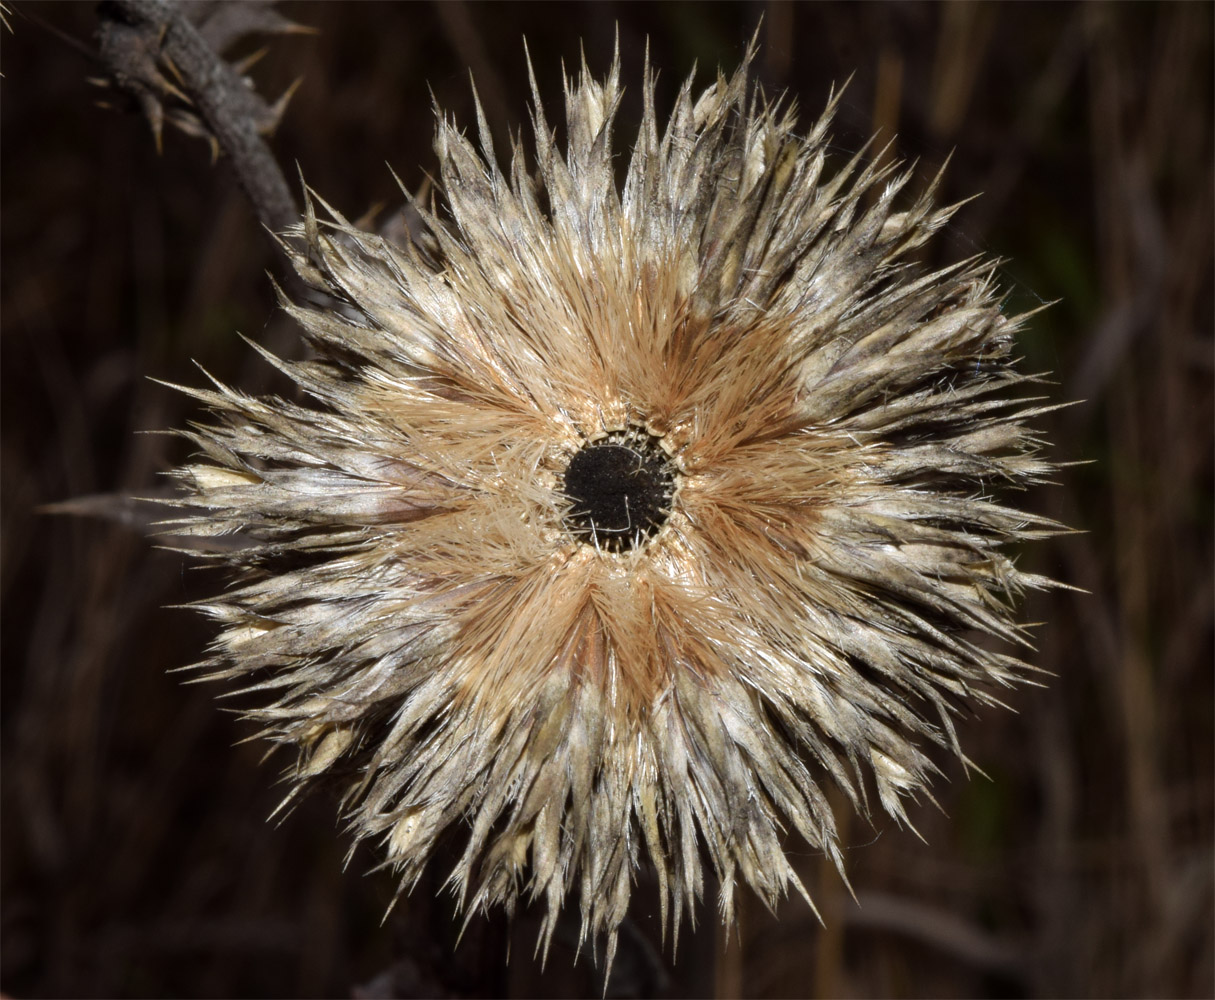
[94,0,307,254]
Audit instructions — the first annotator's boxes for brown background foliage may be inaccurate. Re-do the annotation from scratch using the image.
[2,2,1212,997]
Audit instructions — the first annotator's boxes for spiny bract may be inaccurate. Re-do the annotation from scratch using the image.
[168,46,1060,970]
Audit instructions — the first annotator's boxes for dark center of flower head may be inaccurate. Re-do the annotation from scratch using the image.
[561,429,676,552]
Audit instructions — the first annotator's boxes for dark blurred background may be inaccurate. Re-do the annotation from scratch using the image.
[2,3,1212,997]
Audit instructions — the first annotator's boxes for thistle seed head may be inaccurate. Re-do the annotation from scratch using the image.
[168,45,1061,971]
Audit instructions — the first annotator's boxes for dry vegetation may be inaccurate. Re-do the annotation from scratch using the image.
[2,3,1211,997]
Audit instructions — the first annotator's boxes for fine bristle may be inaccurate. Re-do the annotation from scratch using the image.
[167,46,1063,971]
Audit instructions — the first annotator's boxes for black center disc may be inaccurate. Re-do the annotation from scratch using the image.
[562,431,676,551]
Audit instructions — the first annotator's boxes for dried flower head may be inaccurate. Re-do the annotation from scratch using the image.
[169,47,1058,969]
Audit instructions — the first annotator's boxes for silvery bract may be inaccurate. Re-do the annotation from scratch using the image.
[168,47,1059,970]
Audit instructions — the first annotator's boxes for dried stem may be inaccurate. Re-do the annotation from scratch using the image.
[95,0,299,244]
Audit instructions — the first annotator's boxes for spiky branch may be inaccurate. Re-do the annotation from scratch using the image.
[95,0,302,240]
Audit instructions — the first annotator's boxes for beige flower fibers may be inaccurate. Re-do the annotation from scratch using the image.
[168,46,1060,971]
